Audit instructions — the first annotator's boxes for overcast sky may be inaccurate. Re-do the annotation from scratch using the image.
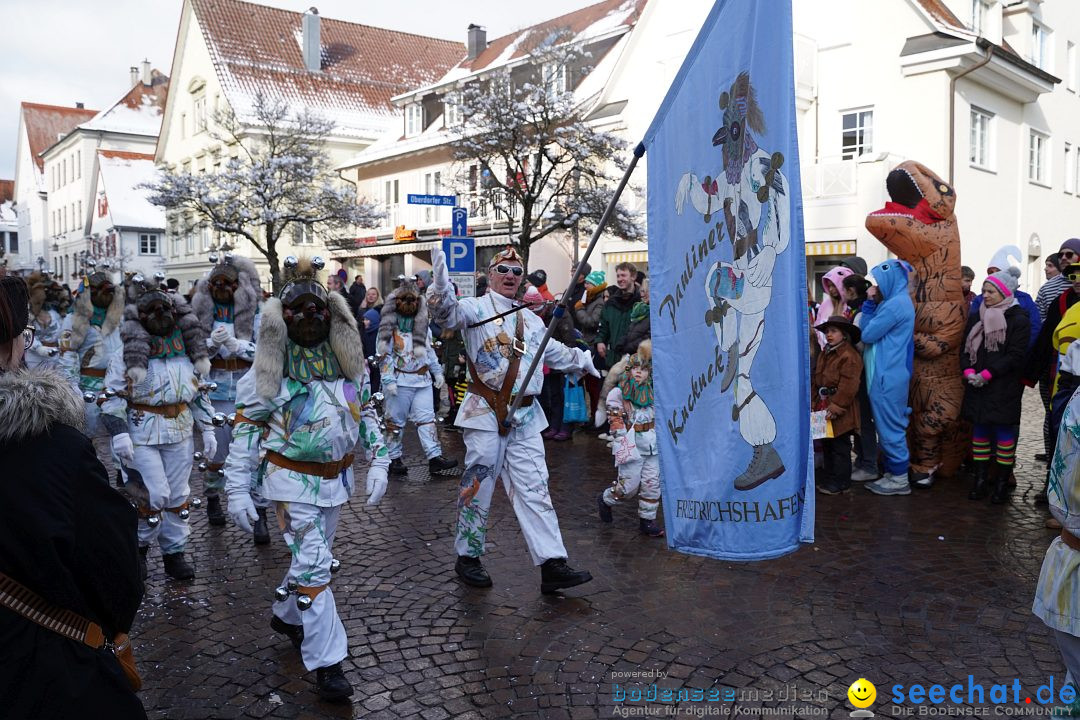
[0,0,595,179]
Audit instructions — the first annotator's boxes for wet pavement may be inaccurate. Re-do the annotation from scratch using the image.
[117,389,1068,718]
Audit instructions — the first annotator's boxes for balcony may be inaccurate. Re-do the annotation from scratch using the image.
[804,156,857,199]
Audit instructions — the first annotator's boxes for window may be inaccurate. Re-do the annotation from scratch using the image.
[185,229,194,254]
[194,95,207,133]
[971,0,989,35]
[76,150,81,179]
[62,158,67,185]
[542,62,568,94]
[139,233,159,255]
[405,103,423,137]
[970,107,993,168]
[200,225,210,251]
[444,99,463,128]
[1068,42,1077,93]
[1032,22,1049,70]
[1067,144,1076,194]
[180,113,187,139]
[8,231,18,254]
[293,224,314,245]
[841,109,873,160]
[172,235,180,257]
[1029,130,1049,184]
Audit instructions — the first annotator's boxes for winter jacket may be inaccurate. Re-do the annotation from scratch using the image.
[961,304,1030,426]
[0,368,146,719]
[969,289,1041,350]
[616,309,651,357]
[1028,289,1080,382]
[573,283,607,345]
[812,340,863,437]
[860,261,915,393]
[597,284,641,352]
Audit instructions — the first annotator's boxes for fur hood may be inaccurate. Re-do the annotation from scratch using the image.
[67,279,125,349]
[190,256,261,341]
[254,292,366,400]
[121,294,210,378]
[27,271,49,321]
[0,367,86,443]
[377,280,429,359]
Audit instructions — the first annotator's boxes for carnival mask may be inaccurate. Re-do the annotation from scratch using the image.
[283,293,331,348]
[209,270,239,304]
[137,294,177,337]
[395,290,420,318]
[88,273,115,309]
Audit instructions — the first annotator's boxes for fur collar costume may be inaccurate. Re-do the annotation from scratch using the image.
[191,255,261,341]
[66,274,125,350]
[0,367,86,442]
[26,271,50,324]
[120,291,210,382]
[377,278,429,360]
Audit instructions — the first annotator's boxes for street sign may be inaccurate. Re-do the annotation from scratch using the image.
[442,236,475,274]
[452,207,468,237]
[450,273,475,298]
[407,194,457,206]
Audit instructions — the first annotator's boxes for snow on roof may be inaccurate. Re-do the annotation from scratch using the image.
[0,202,15,224]
[191,0,463,139]
[97,150,165,230]
[81,70,169,136]
[20,102,99,173]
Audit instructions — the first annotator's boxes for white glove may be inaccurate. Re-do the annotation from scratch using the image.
[227,491,258,533]
[384,383,398,398]
[112,433,135,466]
[127,366,146,387]
[201,429,217,460]
[594,405,607,428]
[365,464,388,506]
[433,374,445,390]
[210,325,229,348]
[580,352,600,379]
[431,247,450,292]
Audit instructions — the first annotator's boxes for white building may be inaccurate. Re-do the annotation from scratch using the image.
[794,0,1076,295]
[86,150,166,278]
[0,180,18,273]
[155,0,463,288]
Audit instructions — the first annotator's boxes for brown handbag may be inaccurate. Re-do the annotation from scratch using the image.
[0,571,142,692]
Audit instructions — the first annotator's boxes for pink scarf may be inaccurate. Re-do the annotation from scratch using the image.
[965,295,1017,359]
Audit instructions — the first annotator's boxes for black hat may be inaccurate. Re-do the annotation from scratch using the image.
[839,256,868,276]
[814,315,860,345]
[527,269,547,286]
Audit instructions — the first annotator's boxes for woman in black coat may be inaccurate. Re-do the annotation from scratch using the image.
[960,268,1030,505]
[0,277,146,719]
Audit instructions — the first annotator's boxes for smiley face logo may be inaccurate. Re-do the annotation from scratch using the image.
[848,678,876,708]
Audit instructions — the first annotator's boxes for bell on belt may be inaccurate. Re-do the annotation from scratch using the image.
[207,382,218,393]
[82,391,97,403]
[105,388,118,398]
[329,559,341,574]
[154,271,166,282]
[227,413,237,425]
[296,594,313,611]
[216,469,226,479]
[273,586,290,602]
[193,451,205,462]
[146,514,161,527]
[212,413,227,427]
[286,579,298,592]
[197,461,209,472]
[178,508,190,520]
[190,497,203,508]
[208,253,219,264]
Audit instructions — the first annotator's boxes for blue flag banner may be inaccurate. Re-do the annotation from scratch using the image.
[643,0,813,560]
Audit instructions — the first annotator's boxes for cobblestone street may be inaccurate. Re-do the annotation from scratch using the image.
[122,389,1066,719]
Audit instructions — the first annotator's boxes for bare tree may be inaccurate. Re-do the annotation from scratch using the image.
[449,33,642,267]
[143,93,382,291]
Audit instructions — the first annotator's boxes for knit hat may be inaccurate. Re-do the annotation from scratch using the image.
[527,269,547,287]
[629,301,649,324]
[0,276,29,345]
[522,286,545,309]
[986,266,1021,297]
[839,256,868,276]
[1060,238,1080,257]
[585,270,605,286]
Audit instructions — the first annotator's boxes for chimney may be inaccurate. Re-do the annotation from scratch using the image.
[302,8,321,72]
[141,59,152,86]
[130,66,139,87]
[75,102,84,109]
[467,24,487,61]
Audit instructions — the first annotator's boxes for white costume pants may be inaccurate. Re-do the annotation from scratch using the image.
[126,439,195,554]
[385,384,442,460]
[455,427,567,565]
[272,502,347,671]
[602,454,661,520]
[206,398,269,508]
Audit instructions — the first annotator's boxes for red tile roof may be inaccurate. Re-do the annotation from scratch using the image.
[460,0,647,73]
[191,0,463,137]
[0,180,13,204]
[914,0,965,29]
[20,102,98,173]
[98,150,156,162]
[81,70,169,136]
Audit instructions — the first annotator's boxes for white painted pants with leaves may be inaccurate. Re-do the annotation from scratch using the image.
[126,439,194,554]
[455,427,567,565]
[206,398,269,508]
[272,501,347,671]
[602,454,661,520]
[385,385,442,460]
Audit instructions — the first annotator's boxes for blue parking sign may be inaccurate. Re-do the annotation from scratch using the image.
[452,207,468,237]
[442,237,475,273]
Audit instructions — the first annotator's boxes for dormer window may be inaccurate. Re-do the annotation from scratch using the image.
[405,103,423,137]
[971,0,990,35]
[542,62,568,94]
[444,99,463,128]
[1031,21,1049,70]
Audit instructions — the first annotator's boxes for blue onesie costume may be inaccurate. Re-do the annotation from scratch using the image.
[859,260,915,477]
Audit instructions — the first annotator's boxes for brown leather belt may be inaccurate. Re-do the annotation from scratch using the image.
[1061,527,1080,552]
[40,340,58,348]
[266,450,354,479]
[210,357,252,371]
[464,312,528,436]
[80,367,106,378]
[467,382,534,412]
[399,367,431,375]
[129,402,188,419]
[633,421,655,432]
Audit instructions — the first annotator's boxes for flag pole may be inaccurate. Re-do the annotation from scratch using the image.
[502,141,646,430]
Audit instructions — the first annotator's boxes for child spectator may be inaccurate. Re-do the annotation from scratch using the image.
[814,266,853,348]
[961,266,976,311]
[812,316,863,494]
[842,273,880,482]
[962,267,1029,503]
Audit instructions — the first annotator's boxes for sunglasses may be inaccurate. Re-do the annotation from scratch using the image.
[1068,272,1080,282]
[492,265,524,277]
[1062,250,1078,259]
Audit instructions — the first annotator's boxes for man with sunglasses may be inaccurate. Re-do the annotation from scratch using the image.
[428,246,599,594]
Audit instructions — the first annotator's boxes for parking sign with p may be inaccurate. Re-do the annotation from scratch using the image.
[442,237,475,274]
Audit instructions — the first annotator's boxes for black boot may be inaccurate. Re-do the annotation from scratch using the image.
[162,552,195,580]
[540,558,592,594]
[991,465,1013,505]
[205,494,226,526]
[253,507,271,545]
[389,458,408,476]
[137,545,149,582]
[639,518,665,537]
[968,462,991,500]
[315,662,353,703]
[455,556,492,587]
[428,455,459,476]
[597,492,612,523]
[270,615,304,651]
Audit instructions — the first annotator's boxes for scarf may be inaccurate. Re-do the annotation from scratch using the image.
[965,295,1016,359]
[213,302,234,323]
[576,282,608,309]
[149,328,186,359]
[91,306,107,327]
[620,373,653,408]
[286,341,342,384]
[397,316,414,333]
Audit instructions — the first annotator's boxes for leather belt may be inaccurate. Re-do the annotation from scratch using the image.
[129,402,188,419]
[633,421,655,432]
[40,340,58,348]
[266,450,354,479]
[398,366,431,375]
[210,357,252,371]
[80,367,107,378]
[467,382,534,411]
[1061,527,1080,552]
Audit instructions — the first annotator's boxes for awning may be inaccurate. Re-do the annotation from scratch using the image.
[604,250,649,264]
[338,234,510,259]
[805,241,856,257]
